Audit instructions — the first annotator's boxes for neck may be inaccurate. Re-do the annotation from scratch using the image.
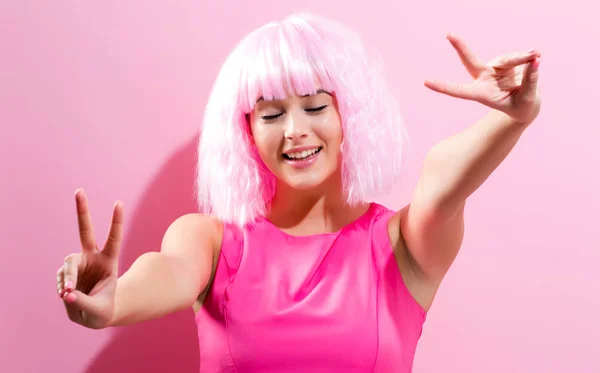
[267,175,369,235]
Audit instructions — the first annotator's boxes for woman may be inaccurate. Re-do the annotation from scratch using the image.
[57,12,541,372]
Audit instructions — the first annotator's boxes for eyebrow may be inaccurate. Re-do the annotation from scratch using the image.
[255,89,331,103]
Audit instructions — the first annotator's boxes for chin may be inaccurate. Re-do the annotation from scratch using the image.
[285,179,324,191]
[279,169,338,192]
[268,153,342,193]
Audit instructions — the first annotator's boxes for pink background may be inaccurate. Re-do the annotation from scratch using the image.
[1,1,598,372]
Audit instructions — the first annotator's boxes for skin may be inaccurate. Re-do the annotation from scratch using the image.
[57,34,541,328]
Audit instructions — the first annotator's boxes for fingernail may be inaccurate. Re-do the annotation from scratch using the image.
[65,281,73,291]
[528,47,536,53]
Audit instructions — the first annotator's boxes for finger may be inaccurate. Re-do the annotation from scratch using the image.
[497,67,524,91]
[56,267,65,298]
[76,189,97,252]
[424,80,480,101]
[491,50,540,70]
[517,57,541,101]
[63,253,81,292]
[446,33,486,78]
[102,201,124,259]
[63,290,104,321]
[63,294,84,324]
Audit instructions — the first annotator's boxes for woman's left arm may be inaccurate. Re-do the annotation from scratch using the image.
[398,34,542,282]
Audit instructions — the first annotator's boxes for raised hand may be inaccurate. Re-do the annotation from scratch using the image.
[425,34,542,126]
[56,189,124,329]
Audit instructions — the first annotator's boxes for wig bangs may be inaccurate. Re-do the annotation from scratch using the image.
[238,20,335,114]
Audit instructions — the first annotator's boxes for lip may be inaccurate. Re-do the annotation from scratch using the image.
[282,147,322,169]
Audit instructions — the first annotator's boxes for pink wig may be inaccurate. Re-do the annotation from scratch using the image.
[196,12,409,226]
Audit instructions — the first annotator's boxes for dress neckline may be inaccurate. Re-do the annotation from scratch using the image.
[258,202,377,239]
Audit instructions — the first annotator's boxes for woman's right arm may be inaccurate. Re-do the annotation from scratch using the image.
[109,213,222,326]
[59,190,221,329]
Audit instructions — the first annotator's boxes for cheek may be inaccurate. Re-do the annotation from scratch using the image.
[317,115,343,151]
[252,130,280,164]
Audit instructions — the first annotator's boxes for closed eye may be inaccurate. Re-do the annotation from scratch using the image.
[261,113,282,121]
[306,105,328,113]
[260,105,328,121]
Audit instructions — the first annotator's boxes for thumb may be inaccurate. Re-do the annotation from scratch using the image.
[518,57,540,100]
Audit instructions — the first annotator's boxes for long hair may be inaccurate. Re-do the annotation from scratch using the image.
[196,12,409,226]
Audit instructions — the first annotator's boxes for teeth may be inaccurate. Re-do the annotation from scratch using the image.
[286,148,320,160]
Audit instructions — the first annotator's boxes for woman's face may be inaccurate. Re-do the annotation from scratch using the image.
[249,91,343,191]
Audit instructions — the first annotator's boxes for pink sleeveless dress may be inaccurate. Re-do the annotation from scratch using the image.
[195,203,426,372]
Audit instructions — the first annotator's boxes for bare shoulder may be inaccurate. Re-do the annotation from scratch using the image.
[386,205,439,312]
[161,213,223,259]
[167,213,223,237]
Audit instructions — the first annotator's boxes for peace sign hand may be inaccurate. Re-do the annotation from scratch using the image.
[56,189,124,329]
[425,34,542,126]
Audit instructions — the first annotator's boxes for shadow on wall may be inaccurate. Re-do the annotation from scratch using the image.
[86,135,202,373]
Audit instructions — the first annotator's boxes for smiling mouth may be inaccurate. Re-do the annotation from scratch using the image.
[282,147,322,161]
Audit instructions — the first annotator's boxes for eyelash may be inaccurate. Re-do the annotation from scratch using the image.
[261,105,328,121]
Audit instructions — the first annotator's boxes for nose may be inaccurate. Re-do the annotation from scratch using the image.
[284,112,309,140]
